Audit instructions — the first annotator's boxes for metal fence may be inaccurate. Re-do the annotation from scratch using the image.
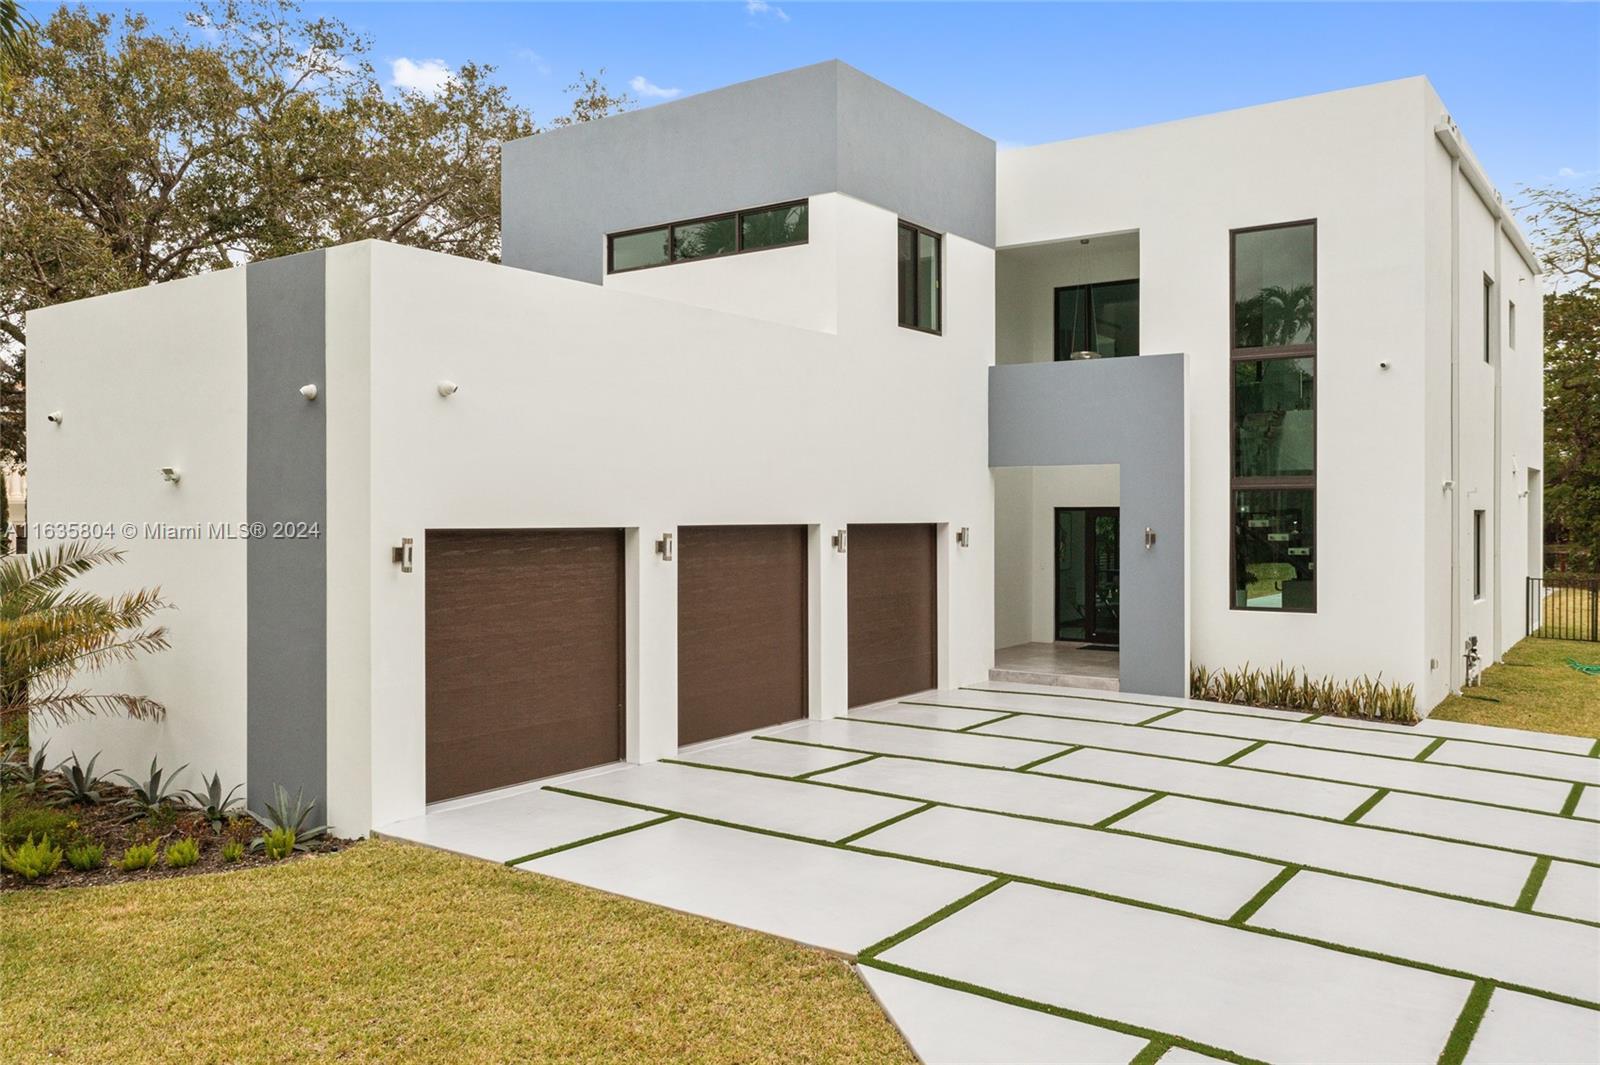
[1526,575,1600,642]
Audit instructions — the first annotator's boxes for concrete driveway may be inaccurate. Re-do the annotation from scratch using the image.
[380,683,1600,1064]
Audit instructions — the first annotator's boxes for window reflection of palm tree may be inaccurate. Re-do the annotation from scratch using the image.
[1235,283,1315,347]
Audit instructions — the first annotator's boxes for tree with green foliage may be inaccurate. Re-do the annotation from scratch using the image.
[1520,180,1600,572]
[0,0,629,463]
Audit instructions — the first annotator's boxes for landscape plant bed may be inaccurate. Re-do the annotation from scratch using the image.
[2,762,346,891]
[1190,662,1420,723]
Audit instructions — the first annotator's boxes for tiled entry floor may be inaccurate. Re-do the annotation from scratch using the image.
[379,684,1600,1064]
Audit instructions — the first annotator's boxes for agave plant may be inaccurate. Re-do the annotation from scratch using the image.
[182,772,244,832]
[117,757,188,818]
[0,544,170,738]
[1,738,50,796]
[54,752,108,805]
[250,784,326,852]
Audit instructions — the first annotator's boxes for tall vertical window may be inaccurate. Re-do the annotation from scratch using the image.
[1483,275,1494,364]
[1055,280,1139,359]
[1231,221,1317,612]
[897,221,941,333]
[1473,510,1486,599]
[1508,300,1517,350]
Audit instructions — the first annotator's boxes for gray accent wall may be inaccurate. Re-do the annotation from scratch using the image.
[989,355,1188,697]
[502,61,995,283]
[246,251,328,820]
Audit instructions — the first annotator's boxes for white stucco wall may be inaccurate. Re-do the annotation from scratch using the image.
[25,271,250,791]
[1000,78,1450,705]
[342,193,995,829]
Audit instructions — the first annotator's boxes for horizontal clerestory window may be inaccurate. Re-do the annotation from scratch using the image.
[607,200,808,273]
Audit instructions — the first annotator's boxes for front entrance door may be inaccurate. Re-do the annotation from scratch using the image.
[1055,508,1120,645]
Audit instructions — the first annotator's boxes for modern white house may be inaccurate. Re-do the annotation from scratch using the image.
[25,62,1542,836]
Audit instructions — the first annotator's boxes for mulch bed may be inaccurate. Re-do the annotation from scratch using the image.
[2,778,351,893]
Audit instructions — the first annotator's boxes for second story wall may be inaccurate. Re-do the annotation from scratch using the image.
[501,61,995,286]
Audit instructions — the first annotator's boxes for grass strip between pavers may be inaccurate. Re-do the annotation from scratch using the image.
[1127,1039,1173,1065]
[1342,788,1389,823]
[1094,792,1166,829]
[957,685,1588,759]
[856,877,1010,958]
[1137,707,1185,726]
[1560,782,1584,817]
[1216,740,1266,766]
[857,957,1267,1065]
[1436,981,1495,1065]
[1017,746,1078,771]
[958,711,1021,732]
[741,736,1600,870]
[1515,856,1553,912]
[540,780,1600,1009]
[835,803,936,845]
[770,716,1599,825]
[1591,739,1600,759]
[501,814,676,867]
[1228,865,1300,925]
[795,754,877,780]
[1416,737,1447,761]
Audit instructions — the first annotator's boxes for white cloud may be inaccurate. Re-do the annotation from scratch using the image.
[517,48,551,76]
[629,75,682,100]
[391,57,454,96]
[746,0,790,21]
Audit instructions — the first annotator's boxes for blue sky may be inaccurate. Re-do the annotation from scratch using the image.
[70,2,1600,197]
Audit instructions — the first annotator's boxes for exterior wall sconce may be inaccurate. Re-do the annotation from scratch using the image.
[655,532,674,561]
[1144,527,1157,550]
[46,410,63,425]
[831,529,848,554]
[299,384,318,400]
[392,537,414,573]
[956,527,971,548]
[436,380,459,398]
[160,467,181,485]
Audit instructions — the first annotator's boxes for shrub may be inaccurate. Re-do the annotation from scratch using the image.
[118,756,188,819]
[221,840,244,863]
[65,841,105,871]
[251,785,326,849]
[1,740,51,797]
[2,834,64,879]
[262,828,295,861]
[55,752,109,805]
[182,772,244,832]
[1191,662,1419,723]
[117,841,158,871]
[164,838,201,868]
[1,802,74,849]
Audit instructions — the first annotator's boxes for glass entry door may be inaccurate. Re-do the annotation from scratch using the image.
[1055,508,1120,645]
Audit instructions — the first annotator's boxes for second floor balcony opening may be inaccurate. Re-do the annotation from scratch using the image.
[996,230,1140,365]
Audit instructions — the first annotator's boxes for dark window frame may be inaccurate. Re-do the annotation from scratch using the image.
[1229,219,1318,614]
[1053,278,1140,360]
[897,219,943,336]
[1483,274,1495,364]
[1473,509,1486,600]
[605,199,809,275]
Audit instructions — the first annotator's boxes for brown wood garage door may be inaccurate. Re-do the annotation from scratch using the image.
[678,525,808,746]
[425,528,623,803]
[848,523,938,707]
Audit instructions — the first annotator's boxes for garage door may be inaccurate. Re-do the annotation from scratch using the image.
[425,529,623,803]
[848,523,938,707]
[678,525,808,746]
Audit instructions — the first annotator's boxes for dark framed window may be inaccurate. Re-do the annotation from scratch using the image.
[1473,509,1486,600]
[606,200,808,274]
[1483,275,1495,364]
[1231,220,1317,612]
[897,220,941,333]
[1055,280,1139,359]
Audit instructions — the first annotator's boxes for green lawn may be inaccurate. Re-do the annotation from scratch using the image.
[0,839,913,1064]
[1431,636,1600,740]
